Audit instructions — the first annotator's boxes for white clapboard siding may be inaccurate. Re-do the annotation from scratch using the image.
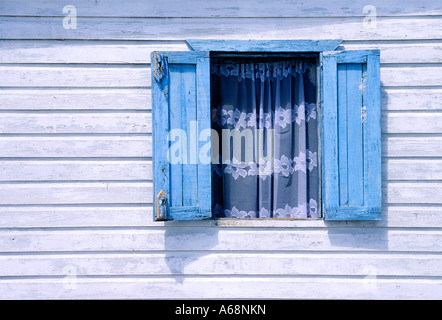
[0,181,435,205]
[0,158,439,184]
[0,112,152,134]
[0,182,153,205]
[2,111,441,135]
[2,228,442,252]
[0,136,152,157]
[0,87,424,110]
[0,40,187,64]
[382,88,442,111]
[1,88,440,112]
[0,65,150,87]
[1,1,442,301]
[0,88,151,110]
[384,159,442,180]
[1,252,441,277]
[1,277,441,300]
[1,205,442,229]
[1,17,441,41]
[382,137,442,157]
[386,182,442,204]
[2,0,441,17]
[0,160,152,181]
[2,64,439,88]
[1,40,441,65]
[383,112,442,133]
[0,206,154,228]
[381,65,442,87]
[0,136,437,158]
[341,42,442,64]
[1,158,439,183]
[381,206,442,228]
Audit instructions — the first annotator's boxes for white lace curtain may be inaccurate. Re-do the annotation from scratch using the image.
[211,58,319,218]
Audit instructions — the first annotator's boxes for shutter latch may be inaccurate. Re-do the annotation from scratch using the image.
[156,190,168,221]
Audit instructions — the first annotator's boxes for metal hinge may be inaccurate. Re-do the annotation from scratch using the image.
[156,190,168,221]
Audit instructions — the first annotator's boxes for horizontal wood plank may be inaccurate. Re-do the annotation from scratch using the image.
[0,136,152,157]
[382,136,442,157]
[0,17,440,41]
[1,228,442,252]
[381,66,442,87]
[8,87,440,112]
[382,206,442,228]
[382,89,442,111]
[0,65,150,88]
[1,252,441,277]
[0,88,151,110]
[0,88,439,113]
[341,42,442,64]
[0,206,154,228]
[383,112,442,133]
[0,136,439,159]
[0,40,440,64]
[0,160,152,181]
[0,182,152,205]
[1,0,440,17]
[0,180,436,205]
[0,40,187,64]
[0,112,152,134]
[1,277,441,299]
[1,64,437,88]
[1,205,442,228]
[386,182,442,204]
[384,159,442,180]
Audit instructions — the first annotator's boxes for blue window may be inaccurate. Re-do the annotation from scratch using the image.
[321,50,381,220]
[152,40,381,221]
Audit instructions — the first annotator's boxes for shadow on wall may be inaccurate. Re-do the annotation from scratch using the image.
[325,220,388,251]
[380,84,391,217]
[164,220,219,283]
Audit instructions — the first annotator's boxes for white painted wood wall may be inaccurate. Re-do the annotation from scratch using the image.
[0,0,441,299]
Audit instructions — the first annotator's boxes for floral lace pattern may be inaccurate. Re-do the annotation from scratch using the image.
[212,104,316,130]
[212,151,318,180]
[211,58,319,220]
[211,60,315,82]
[213,199,318,219]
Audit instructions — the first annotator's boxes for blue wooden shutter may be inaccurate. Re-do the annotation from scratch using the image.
[321,50,381,220]
[151,51,211,220]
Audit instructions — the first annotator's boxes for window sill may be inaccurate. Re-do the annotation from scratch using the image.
[160,218,330,228]
[214,218,323,228]
[159,217,381,228]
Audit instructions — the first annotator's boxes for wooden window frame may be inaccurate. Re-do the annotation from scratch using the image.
[152,39,382,221]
